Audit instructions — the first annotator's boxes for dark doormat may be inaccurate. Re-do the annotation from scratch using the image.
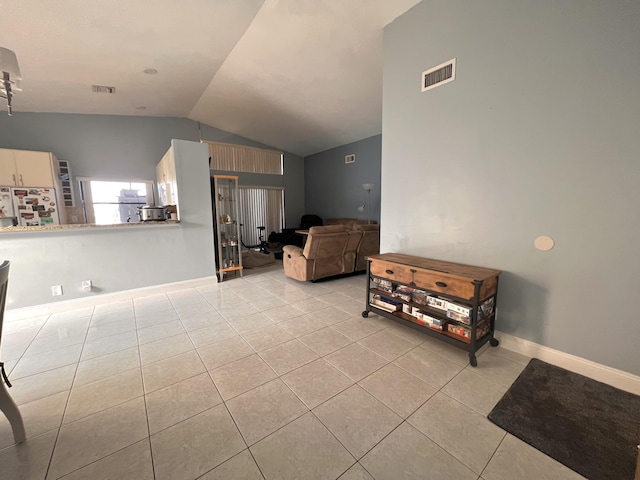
[488,358,640,480]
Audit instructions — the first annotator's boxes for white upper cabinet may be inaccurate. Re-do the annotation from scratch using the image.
[156,147,177,206]
[0,149,15,186]
[0,148,57,188]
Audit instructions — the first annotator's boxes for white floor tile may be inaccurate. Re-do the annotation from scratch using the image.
[313,385,402,459]
[209,354,277,400]
[258,339,319,375]
[338,463,375,480]
[0,390,67,449]
[0,430,58,480]
[393,347,464,389]
[10,364,76,405]
[282,359,353,409]
[48,397,149,479]
[199,449,264,480]
[226,378,308,445]
[11,343,82,380]
[58,439,154,480]
[482,434,587,480]
[407,392,505,474]
[150,404,246,480]
[298,327,352,356]
[74,347,140,387]
[357,330,416,361]
[197,336,256,370]
[142,349,206,393]
[64,369,144,424]
[138,332,194,365]
[324,343,388,382]
[471,349,527,387]
[80,329,139,361]
[358,363,436,418]
[361,422,477,480]
[241,324,295,352]
[145,372,222,434]
[0,266,584,480]
[441,368,509,416]
[250,412,354,480]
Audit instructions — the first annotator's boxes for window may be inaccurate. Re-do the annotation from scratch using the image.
[78,178,155,225]
[237,186,285,245]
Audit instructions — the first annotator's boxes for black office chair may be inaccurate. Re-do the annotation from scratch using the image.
[0,260,25,444]
[276,214,324,247]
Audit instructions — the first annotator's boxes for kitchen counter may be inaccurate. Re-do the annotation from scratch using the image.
[0,220,180,233]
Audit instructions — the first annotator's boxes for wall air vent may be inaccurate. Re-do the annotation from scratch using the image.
[345,154,355,164]
[91,85,116,94]
[421,58,456,92]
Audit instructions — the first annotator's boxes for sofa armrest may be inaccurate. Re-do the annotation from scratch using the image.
[283,245,304,258]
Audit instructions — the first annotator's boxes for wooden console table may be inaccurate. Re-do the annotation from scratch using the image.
[363,253,502,366]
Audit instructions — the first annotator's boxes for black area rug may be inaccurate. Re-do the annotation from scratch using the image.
[488,358,640,480]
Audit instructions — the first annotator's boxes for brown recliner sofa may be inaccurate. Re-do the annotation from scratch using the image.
[343,227,363,274]
[283,225,358,281]
[324,218,371,230]
[325,218,380,272]
[354,224,380,272]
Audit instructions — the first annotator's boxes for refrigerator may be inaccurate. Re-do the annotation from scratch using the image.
[0,186,61,226]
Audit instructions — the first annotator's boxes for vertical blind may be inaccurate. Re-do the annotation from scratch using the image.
[238,186,285,246]
[205,141,283,175]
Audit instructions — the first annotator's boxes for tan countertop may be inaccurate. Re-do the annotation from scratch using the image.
[0,220,180,233]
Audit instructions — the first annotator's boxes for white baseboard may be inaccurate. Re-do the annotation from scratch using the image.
[495,331,640,396]
[6,275,219,320]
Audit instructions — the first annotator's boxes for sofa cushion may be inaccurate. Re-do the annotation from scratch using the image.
[355,223,380,271]
[303,226,350,260]
[325,218,376,230]
[344,229,363,274]
[308,225,349,234]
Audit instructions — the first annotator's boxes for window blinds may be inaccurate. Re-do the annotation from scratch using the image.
[237,186,285,245]
[204,141,283,175]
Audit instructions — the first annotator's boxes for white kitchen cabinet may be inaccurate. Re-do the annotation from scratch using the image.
[0,149,14,186]
[0,148,57,188]
[156,147,177,206]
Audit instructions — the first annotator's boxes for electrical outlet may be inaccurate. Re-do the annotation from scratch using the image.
[51,285,63,296]
[82,280,92,292]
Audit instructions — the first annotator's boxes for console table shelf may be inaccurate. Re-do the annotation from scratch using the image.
[363,253,502,366]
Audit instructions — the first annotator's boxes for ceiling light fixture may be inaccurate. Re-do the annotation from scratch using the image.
[143,68,158,75]
[0,47,22,116]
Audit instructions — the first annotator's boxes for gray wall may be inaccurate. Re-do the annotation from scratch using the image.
[3,140,215,309]
[0,112,304,308]
[0,112,304,223]
[383,0,640,375]
[304,135,381,223]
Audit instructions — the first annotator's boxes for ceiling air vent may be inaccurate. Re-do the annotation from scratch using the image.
[345,154,355,164]
[91,85,116,94]
[421,58,456,92]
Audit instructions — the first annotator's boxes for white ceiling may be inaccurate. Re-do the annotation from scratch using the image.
[0,0,420,156]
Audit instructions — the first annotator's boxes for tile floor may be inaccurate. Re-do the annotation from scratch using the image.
[0,263,586,480]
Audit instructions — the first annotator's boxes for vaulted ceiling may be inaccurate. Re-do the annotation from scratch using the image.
[1,0,421,156]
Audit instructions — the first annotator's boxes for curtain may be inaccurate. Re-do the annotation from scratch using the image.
[204,141,283,175]
[237,186,285,245]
